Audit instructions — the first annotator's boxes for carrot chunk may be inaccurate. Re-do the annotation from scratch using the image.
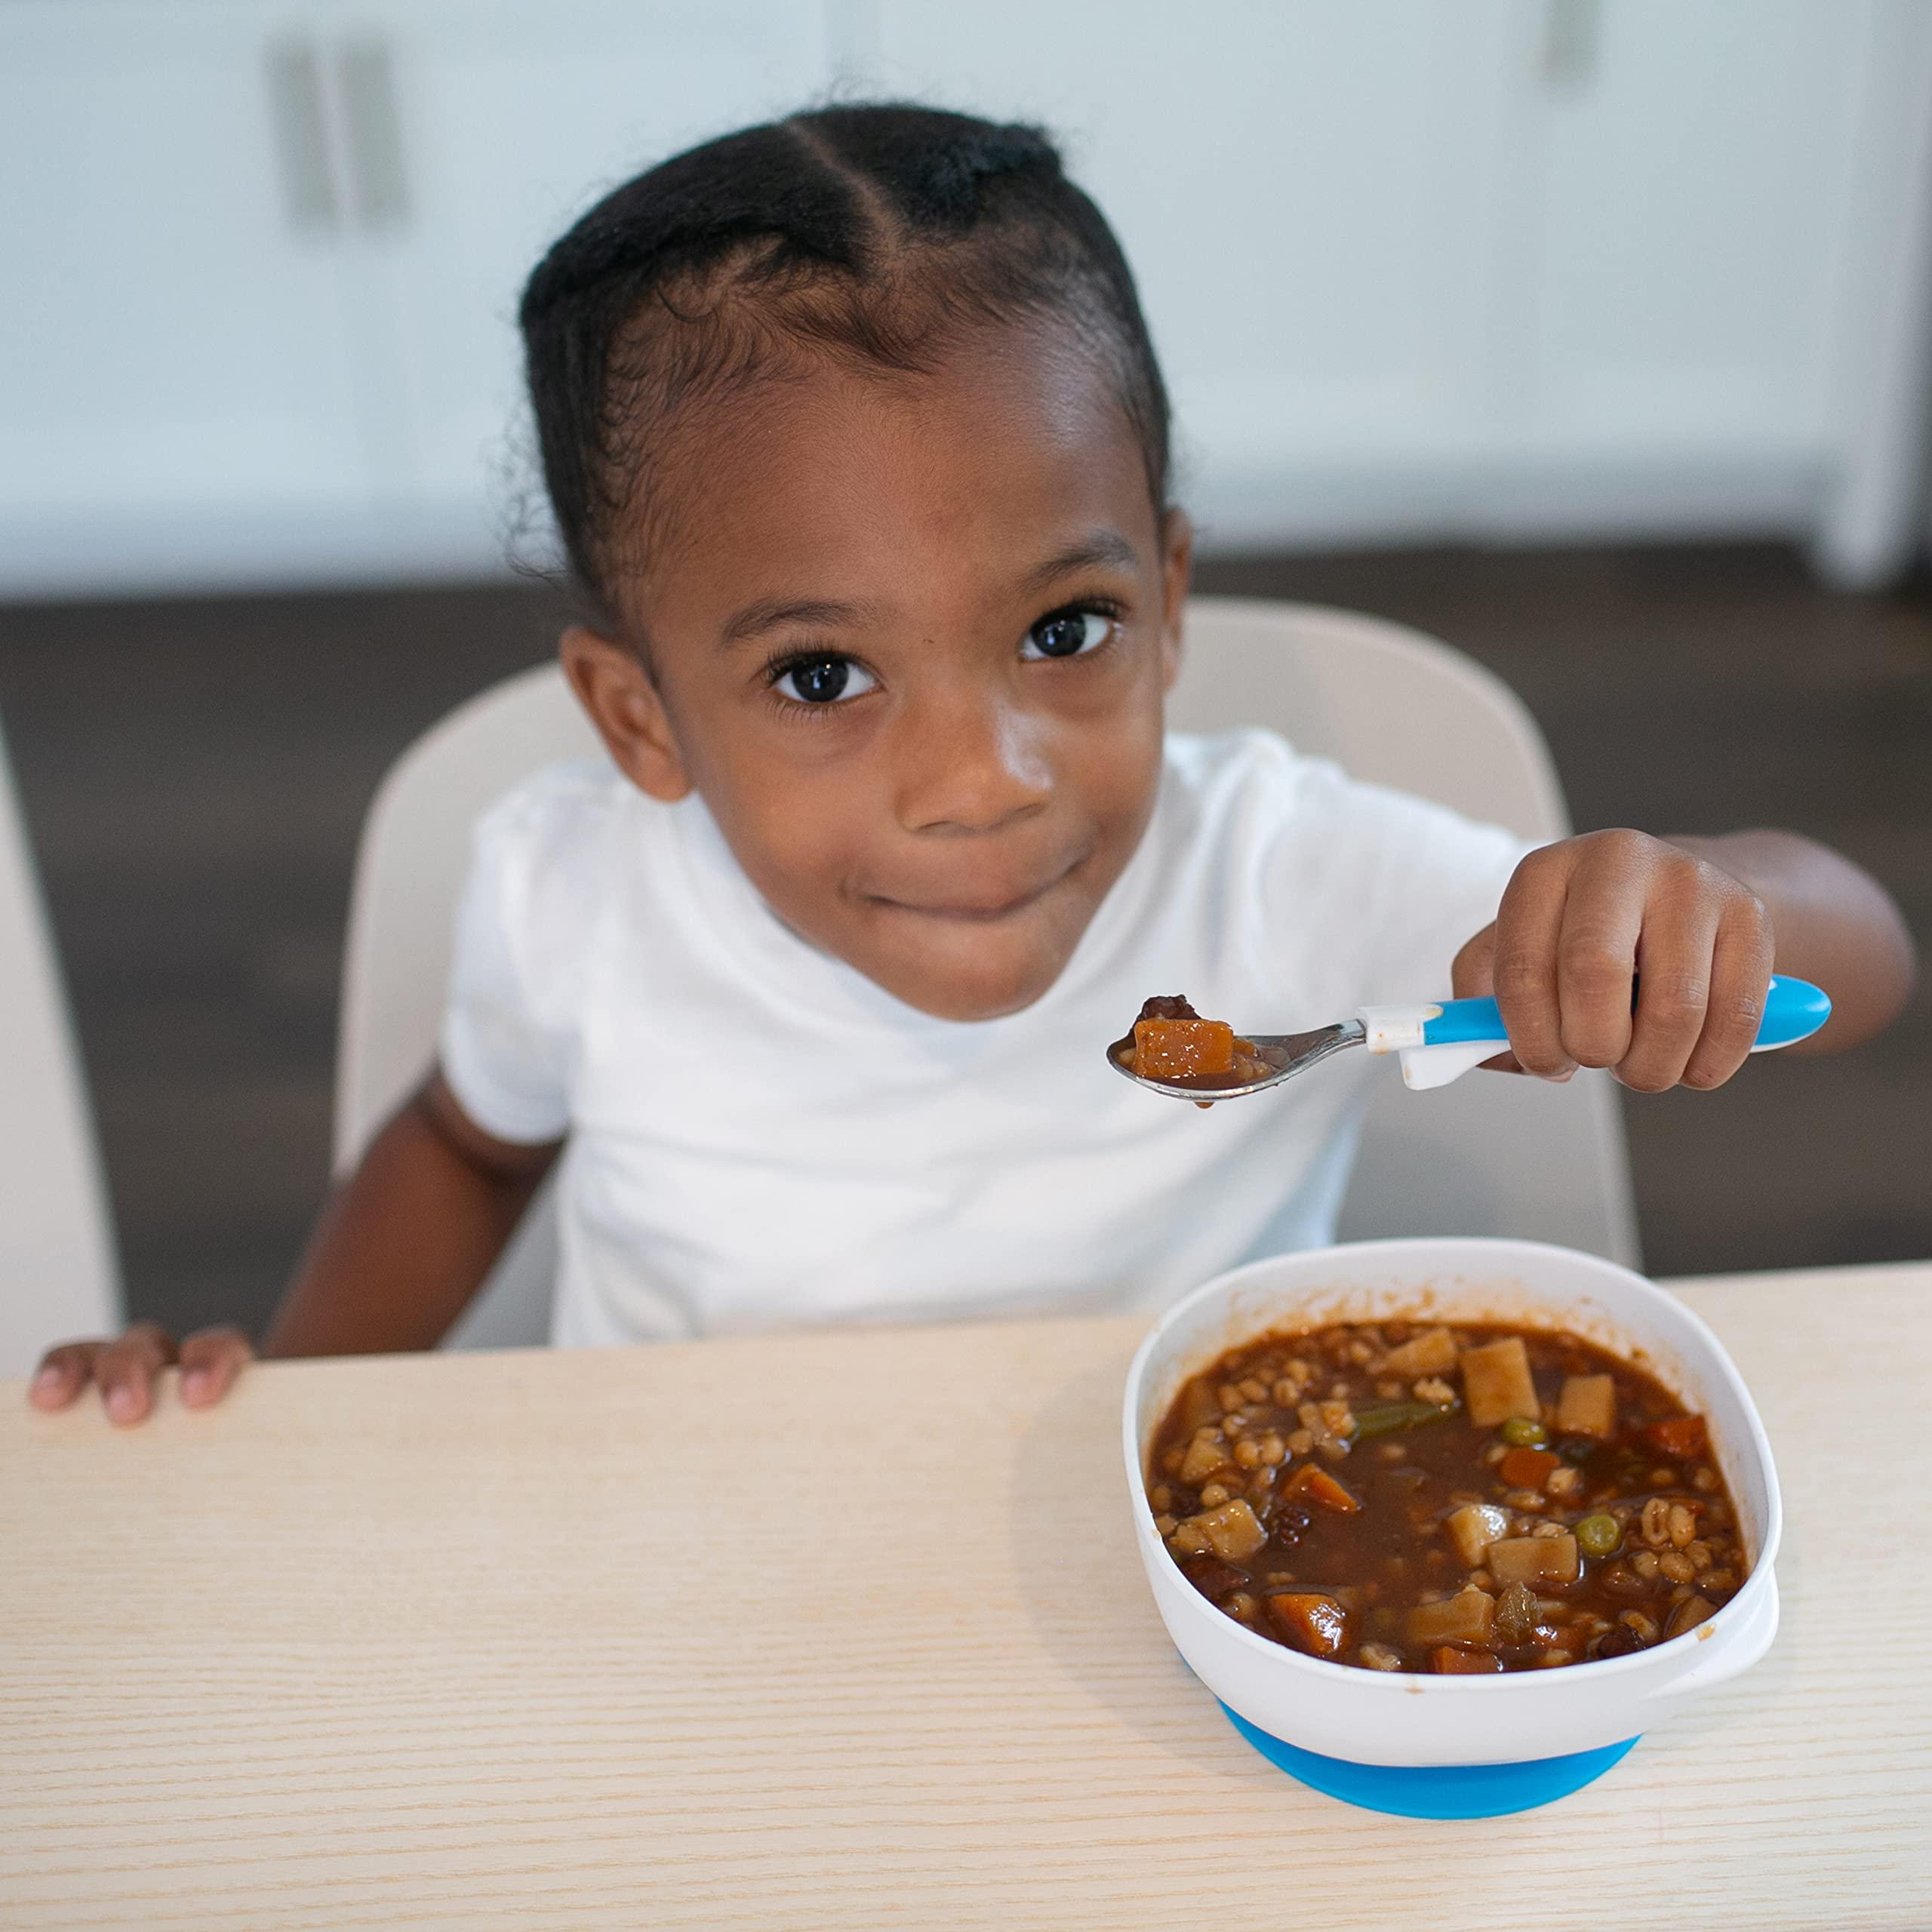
[1133,1017,1235,1080]
[1431,1646,1504,1675]
[1280,1463,1361,1515]
[1266,1592,1351,1659]
[1644,1415,1709,1459]
[1498,1446,1561,1490]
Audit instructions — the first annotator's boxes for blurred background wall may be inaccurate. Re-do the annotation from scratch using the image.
[1,0,1927,1343]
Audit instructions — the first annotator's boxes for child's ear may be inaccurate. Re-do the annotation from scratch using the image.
[558,626,693,802]
[1158,509,1192,691]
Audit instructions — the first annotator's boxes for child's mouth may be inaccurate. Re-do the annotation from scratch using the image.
[869,857,1081,924]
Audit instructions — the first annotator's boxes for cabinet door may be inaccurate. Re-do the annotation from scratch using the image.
[347,0,828,548]
[856,0,1523,542]
[0,2,372,581]
[1514,0,1868,460]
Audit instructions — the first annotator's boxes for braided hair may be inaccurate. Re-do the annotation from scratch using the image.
[520,103,1172,626]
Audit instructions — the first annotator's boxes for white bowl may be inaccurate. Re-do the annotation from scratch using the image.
[1124,1237,1781,1770]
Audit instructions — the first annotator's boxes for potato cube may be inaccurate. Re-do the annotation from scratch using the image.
[1486,1534,1580,1589]
[1665,1593,1718,1641]
[1188,1498,1267,1561]
[1382,1326,1458,1377]
[1459,1337,1540,1428]
[1555,1373,1618,1438]
[1407,1586,1496,1647]
[1444,1501,1511,1567]
[1266,1592,1350,1659]
[1134,1017,1235,1081]
[1178,1432,1230,1486]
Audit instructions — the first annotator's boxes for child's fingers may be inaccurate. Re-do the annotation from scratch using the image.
[1552,840,1646,1072]
[1617,903,1723,1093]
[28,1340,103,1411]
[93,1324,177,1426]
[1680,899,1775,1091]
[1451,923,1524,1073]
[177,1327,254,1407]
[1491,848,1576,1078]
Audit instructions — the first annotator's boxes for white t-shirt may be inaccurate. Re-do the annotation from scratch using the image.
[440,730,1529,1347]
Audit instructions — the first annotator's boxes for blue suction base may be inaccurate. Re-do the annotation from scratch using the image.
[1222,1705,1640,1818]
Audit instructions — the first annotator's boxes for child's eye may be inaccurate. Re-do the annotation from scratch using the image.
[771,655,878,706]
[1022,609,1115,661]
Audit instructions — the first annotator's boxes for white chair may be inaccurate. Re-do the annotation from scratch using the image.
[0,717,122,1374]
[334,597,1638,1350]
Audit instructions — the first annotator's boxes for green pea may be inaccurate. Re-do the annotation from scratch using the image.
[1499,1416,1548,1448]
[1576,1513,1622,1559]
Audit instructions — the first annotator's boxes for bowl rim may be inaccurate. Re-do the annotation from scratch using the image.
[1123,1234,1783,1693]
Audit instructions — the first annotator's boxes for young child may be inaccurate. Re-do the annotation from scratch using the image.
[33,104,1914,1421]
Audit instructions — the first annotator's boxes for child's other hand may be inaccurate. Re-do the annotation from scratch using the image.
[1452,829,1774,1092]
[27,1323,253,1424]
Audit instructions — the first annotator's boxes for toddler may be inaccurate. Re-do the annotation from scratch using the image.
[32,105,1913,1419]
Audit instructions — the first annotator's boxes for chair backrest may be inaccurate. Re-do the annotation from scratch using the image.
[0,718,122,1372]
[334,598,1638,1349]
[1163,601,1638,1269]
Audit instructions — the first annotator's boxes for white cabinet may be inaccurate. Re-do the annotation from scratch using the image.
[349,0,826,518]
[853,0,1911,553]
[0,4,373,582]
[0,0,828,594]
[857,1,1524,513]
[2,0,1928,594]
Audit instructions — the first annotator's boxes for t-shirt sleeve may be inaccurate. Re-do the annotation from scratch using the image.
[1251,743,1539,1012]
[437,783,580,1146]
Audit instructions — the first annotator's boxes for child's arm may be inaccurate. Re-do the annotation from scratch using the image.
[265,1072,559,1355]
[1452,828,1915,1087]
[28,1072,558,1422]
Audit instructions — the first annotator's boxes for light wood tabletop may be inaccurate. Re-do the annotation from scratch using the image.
[3,1260,1929,1930]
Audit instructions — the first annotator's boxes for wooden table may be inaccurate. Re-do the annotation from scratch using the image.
[3,1263,1929,1930]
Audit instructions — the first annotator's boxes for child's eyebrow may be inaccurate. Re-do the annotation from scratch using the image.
[715,532,1140,648]
[1016,531,1141,592]
[718,596,878,648]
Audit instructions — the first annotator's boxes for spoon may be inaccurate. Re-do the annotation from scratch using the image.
[1108,974,1832,1100]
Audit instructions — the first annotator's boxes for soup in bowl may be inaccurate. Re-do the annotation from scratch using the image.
[1124,1238,1780,1774]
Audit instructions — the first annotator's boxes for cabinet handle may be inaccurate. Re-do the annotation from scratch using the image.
[337,38,410,232]
[1543,0,1602,92]
[265,38,338,235]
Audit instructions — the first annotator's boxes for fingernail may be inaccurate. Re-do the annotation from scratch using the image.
[180,1369,208,1401]
[32,1366,60,1395]
[106,1385,138,1422]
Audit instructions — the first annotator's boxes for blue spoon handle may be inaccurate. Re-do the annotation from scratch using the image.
[1422,974,1831,1052]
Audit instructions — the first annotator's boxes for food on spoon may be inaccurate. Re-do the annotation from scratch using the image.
[1118,995,1280,1088]
[1146,1317,1747,1675]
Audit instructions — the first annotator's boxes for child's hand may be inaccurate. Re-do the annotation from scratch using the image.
[27,1322,253,1424]
[1451,830,1775,1092]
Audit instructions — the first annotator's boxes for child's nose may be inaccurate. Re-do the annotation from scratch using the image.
[896,690,1052,834]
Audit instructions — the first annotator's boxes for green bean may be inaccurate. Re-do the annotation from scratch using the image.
[1352,1398,1459,1438]
[1575,1512,1622,1559]
[1499,1416,1548,1448]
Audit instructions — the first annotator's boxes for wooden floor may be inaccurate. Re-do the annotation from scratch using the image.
[0,543,1925,1343]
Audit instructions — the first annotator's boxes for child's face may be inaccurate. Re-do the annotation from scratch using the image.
[563,322,1190,1023]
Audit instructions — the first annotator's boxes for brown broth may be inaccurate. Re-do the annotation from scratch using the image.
[1146,1318,1749,1675]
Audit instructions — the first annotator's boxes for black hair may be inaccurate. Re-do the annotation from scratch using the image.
[518,102,1172,626]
